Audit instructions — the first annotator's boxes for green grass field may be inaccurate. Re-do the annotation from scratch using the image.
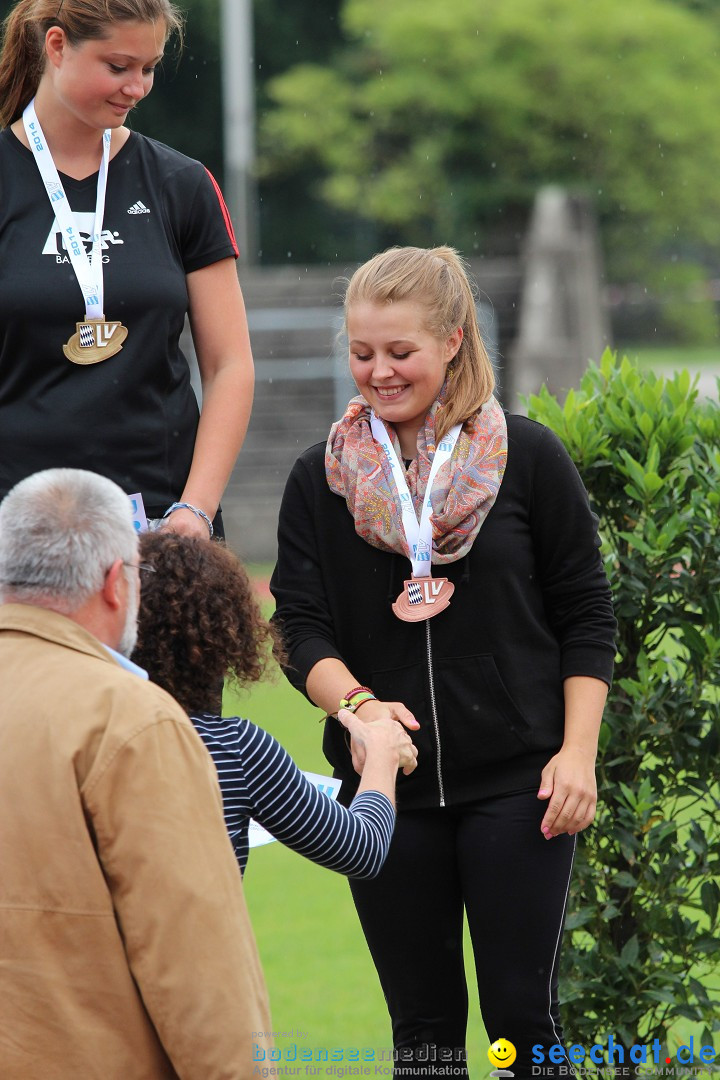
[617,344,720,371]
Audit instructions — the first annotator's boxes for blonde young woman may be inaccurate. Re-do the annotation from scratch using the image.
[271,246,616,1079]
[0,0,254,539]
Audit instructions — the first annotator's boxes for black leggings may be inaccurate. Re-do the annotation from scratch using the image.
[349,789,576,1080]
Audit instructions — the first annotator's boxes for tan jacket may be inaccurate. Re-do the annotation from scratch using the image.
[0,604,272,1079]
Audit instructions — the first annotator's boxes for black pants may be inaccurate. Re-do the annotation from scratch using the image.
[349,789,576,1080]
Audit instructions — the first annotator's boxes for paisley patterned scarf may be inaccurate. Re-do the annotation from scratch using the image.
[325,386,508,564]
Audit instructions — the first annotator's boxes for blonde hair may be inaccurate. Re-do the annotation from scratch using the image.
[344,246,496,443]
[0,0,184,127]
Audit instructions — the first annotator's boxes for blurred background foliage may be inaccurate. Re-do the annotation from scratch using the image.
[259,0,720,268]
[3,0,720,341]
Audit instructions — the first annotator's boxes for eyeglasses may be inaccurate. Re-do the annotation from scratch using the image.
[3,560,156,588]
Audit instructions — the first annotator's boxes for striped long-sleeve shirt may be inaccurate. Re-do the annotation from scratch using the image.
[190,713,395,878]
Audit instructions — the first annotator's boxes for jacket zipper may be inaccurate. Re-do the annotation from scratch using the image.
[424,619,446,807]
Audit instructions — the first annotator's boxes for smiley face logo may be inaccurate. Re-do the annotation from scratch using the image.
[488,1039,517,1070]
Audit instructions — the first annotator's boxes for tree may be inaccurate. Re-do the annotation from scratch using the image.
[259,0,720,276]
[528,354,720,1051]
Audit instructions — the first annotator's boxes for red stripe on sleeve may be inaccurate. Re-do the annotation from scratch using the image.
[205,167,239,258]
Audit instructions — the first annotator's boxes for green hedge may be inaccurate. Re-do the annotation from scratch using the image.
[527,352,720,1049]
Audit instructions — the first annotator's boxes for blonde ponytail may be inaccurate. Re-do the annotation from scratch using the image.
[344,245,496,443]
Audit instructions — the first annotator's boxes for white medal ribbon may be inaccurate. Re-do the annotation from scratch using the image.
[23,98,110,320]
[370,412,462,578]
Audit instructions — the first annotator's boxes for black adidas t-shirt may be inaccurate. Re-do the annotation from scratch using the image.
[0,129,238,514]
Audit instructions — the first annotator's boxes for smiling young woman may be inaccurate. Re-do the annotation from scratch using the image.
[0,0,255,543]
[347,299,463,459]
[271,245,617,1079]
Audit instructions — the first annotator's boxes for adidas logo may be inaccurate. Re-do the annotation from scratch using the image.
[127,201,151,214]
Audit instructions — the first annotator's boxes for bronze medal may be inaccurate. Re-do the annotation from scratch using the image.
[63,318,128,365]
[392,576,454,622]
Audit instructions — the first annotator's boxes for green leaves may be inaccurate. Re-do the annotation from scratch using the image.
[700,881,720,928]
[531,352,720,1045]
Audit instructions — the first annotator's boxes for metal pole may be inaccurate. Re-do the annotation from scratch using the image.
[220,0,258,263]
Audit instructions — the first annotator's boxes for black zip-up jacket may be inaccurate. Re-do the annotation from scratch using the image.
[270,414,616,810]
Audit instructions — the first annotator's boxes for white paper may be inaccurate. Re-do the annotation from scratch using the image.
[128,493,148,532]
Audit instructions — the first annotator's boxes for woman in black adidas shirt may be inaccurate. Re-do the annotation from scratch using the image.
[0,0,254,539]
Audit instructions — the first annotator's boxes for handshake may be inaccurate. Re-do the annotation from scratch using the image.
[337,706,419,787]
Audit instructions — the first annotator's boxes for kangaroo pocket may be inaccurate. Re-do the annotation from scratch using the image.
[369,654,538,771]
[434,653,537,770]
[331,654,545,788]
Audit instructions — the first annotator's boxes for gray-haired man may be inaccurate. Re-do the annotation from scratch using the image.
[0,469,271,1079]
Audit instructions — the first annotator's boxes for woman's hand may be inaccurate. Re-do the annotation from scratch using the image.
[537,746,597,839]
[353,697,419,731]
[160,507,212,540]
[338,709,418,777]
[538,675,607,838]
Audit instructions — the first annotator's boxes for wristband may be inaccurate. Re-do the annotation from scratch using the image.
[163,501,214,538]
[339,689,376,714]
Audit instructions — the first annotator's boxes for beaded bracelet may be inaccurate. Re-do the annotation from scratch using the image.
[343,685,373,702]
[162,501,214,538]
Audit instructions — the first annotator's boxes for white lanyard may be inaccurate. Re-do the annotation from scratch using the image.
[23,98,111,320]
[370,412,462,578]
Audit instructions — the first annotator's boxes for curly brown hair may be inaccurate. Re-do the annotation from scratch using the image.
[133,532,283,715]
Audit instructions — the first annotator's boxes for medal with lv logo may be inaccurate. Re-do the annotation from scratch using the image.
[392,576,454,622]
[63,318,128,365]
